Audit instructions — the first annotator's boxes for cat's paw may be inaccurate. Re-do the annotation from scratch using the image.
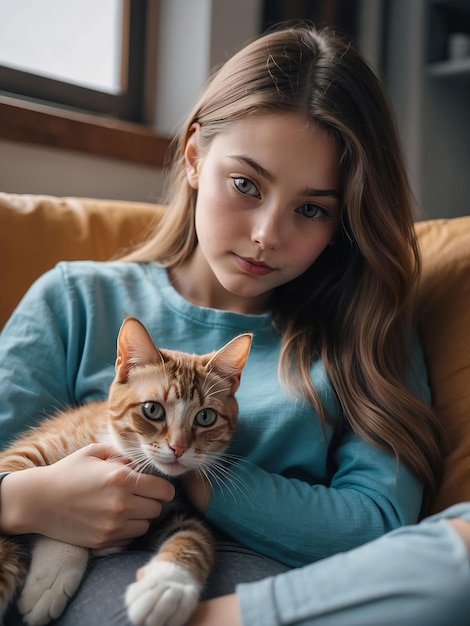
[125,560,200,626]
[18,537,88,626]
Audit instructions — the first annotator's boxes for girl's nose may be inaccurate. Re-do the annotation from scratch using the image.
[251,208,282,250]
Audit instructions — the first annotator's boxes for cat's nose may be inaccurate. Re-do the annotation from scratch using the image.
[168,441,188,458]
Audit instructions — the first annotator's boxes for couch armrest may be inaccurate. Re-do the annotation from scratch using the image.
[416,216,470,514]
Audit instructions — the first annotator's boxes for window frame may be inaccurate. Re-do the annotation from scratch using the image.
[0,95,170,168]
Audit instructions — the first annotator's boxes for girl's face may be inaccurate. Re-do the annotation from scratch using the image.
[181,112,342,314]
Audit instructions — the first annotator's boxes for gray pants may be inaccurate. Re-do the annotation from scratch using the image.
[5,537,290,625]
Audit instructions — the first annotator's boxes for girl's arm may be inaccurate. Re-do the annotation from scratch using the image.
[0,267,76,446]
[0,266,174,547]
[0,444,174,548]
[186,339,431,567]
[186,431,423,567]
[187,508,470,626]
[187,595,241,626]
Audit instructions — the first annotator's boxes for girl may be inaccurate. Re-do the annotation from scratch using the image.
[2,23,468,626]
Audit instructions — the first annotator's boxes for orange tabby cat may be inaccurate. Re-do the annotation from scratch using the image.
[0,317,252,626]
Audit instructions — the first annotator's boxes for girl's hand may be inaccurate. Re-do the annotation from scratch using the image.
[182,470,211,513]
[186,595,241,626]
[0,443,175,549]
[449,518,470,555]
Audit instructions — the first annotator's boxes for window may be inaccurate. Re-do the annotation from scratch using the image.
[0,0,169,167]
[0,0,151,122]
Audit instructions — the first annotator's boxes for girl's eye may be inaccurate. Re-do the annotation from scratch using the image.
[194,408,217,427]
[296,203,326,219]
[142,401,165,421]
[232,177,259,197]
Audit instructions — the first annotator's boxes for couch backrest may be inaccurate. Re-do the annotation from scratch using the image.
[1,192,469,515]
[0,192,160,328]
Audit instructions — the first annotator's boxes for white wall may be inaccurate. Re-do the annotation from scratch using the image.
[155,0,262,136]
[0,139,164,202]
[155,0,212,137]
[0,0,262,202]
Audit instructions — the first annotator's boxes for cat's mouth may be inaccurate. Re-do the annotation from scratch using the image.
[156,459,188,477]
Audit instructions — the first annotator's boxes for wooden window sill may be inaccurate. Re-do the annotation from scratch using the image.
[0,95,171,168]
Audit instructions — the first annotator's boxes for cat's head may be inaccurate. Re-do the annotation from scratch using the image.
[107,317,252,477]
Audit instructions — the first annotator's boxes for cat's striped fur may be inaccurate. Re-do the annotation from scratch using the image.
[0,317,252,626]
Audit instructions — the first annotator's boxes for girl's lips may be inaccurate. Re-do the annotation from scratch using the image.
[235,254,274,276]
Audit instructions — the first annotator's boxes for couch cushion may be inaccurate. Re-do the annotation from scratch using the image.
[0,192,159,329]
[415,216,470,514]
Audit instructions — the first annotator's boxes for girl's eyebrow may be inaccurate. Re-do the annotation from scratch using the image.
[230,154,275,182]
[229,154,342,200]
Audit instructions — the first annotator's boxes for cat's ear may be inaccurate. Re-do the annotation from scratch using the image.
[208,333,253,392]
[115,317,161,382]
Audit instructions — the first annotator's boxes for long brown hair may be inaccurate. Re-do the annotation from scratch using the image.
[124,25,442,493]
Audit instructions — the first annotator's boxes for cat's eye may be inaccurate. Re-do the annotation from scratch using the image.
[141,401,165,421]
[194,408,217,427]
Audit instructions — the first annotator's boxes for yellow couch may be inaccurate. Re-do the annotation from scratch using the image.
[1,191,469,517]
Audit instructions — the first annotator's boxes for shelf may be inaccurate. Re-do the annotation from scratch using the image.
[430,0,470,12]
[427,57,470,81]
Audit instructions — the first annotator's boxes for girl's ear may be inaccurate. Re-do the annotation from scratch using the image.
[184,123,201,189]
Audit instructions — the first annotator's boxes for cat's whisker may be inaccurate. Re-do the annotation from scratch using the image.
[200,457,256,490]
[131,461,153,477]
[198,462,253,505]
[212,471,252,505]
[216,469,254,503]
[213,453,260,478]
[211,456,256,497]
[198,452,256,495]
[195,466,233,502]
[116,448,159,480]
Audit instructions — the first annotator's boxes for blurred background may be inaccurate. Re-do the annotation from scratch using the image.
[0,0,468,219]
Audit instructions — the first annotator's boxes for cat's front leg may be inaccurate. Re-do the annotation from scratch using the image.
[126,559,201,626]
[126,517,214,626]
[0,536,29,621]
[18,536,89,626]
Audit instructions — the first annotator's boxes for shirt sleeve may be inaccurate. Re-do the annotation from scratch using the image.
[206,436,423,566]
[0,266,76,448]
[206,338,430,567]
[236,504,470,626]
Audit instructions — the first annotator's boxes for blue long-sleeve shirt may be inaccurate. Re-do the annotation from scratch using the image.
[236,503,470,626]
[0,261,428,566]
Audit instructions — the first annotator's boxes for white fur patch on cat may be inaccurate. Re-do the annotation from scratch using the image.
[18,537,88,626]
[125,559,201,626]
